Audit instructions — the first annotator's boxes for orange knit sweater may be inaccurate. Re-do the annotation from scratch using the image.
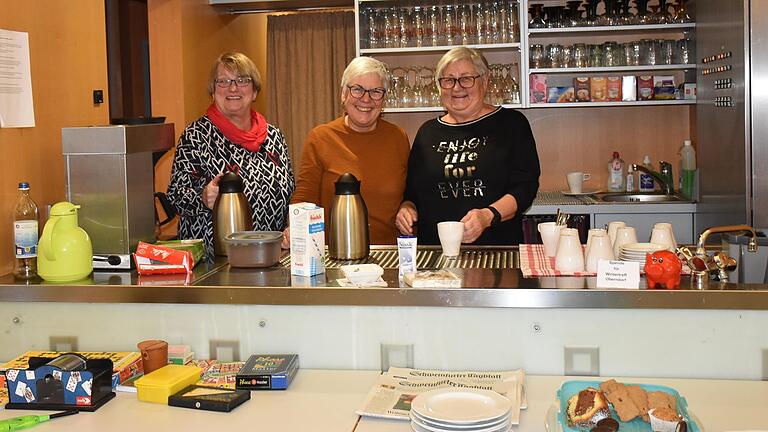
[292,117,410,244]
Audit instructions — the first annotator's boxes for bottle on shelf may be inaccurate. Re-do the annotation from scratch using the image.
[639,155,655,192]
[607,151,626,192]
[626,166,635,192]
[13,182,39,280]
[680,139,696,199]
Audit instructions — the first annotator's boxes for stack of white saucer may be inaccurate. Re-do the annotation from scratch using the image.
[410,388,513,432]
[619,243,667,263]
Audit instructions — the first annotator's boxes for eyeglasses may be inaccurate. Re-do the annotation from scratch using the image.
[437,75,483,89]
[215,77,253,88]
[347,85,386,101]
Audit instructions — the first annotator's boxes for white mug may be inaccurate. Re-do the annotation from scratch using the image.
[650,227,676,251]
[652,223,678,250]
[555,228,585,272]
[585,228,607,258]
[613,226,639,258]
[586,233,614,272]
[566,172,592,194]
[437,221,464,257]
[606,221,627,246]
[538,222,565,257]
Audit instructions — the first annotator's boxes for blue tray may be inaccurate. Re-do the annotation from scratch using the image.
[556,380,701,432]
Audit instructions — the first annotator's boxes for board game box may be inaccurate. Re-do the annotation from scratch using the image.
[235,354,299,390]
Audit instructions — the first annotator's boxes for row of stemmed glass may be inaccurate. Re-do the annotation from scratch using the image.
[361,2,520,49]
[530,37,693,68]
[529,0,692,29]
[384,64,520,108]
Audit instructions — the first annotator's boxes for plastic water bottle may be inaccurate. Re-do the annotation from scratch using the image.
[13,182,39,280]
[607,151,625,192]
[639,155,655,192]
[681,140,696,199]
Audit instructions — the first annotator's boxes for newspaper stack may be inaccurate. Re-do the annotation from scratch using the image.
[356,367,526,425]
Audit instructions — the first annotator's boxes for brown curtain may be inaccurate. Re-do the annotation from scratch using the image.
[267,11,356,170]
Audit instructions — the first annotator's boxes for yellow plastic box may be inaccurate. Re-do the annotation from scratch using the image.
[134,364,202,404]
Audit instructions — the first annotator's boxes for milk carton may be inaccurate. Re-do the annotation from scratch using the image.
[289,203,325,276]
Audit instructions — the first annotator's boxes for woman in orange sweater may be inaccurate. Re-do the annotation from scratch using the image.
[286,57,410,245]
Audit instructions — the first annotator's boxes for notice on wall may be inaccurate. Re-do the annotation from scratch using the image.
[0,29,35,128]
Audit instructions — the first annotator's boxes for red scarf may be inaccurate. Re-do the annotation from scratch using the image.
[206,104,268,153]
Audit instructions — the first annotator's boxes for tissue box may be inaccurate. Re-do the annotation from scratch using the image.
[135,364,202,404]
[289,203,325,276]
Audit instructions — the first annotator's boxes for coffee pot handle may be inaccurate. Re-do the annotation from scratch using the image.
[41,217,60,262]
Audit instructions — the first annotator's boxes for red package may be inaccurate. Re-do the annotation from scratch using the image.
[133,241,194,275]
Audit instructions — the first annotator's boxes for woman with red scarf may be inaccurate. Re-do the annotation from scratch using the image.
[168,52,295,259]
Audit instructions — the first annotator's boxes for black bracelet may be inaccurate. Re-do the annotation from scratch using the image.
[485,206,502,227]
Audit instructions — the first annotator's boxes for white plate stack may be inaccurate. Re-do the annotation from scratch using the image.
[619,242,667,263]
[410,388,513,432]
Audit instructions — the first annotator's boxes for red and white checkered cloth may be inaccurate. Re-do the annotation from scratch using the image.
[519,244,593,277]
[519,244,691,277]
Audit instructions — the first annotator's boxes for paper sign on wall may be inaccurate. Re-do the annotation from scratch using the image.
[0,29,36,128]
[596,260,640,289]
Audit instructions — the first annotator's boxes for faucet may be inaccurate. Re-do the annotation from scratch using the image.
[631,161,675,195]
[679,224,759,286]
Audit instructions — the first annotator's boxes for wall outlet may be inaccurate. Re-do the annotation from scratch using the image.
[209,340,240,362]
[380,344,414,372]
[49,336,78,352]
[763,349,768,381]
[564,346,600,376]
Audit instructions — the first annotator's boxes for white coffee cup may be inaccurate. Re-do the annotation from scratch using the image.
[652,223,678,250]
[607,221,627,246]
[437,221,464,257]
[650,227,676,251]
[613,226,639,258]
[585,233,614,272]
[538,222,565,257]
[566,172,592,194]
[555,228,585,272]
[585,228,607,258]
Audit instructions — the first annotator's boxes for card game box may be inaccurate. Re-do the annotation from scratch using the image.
[169,385,250,412]
[236,354,299,390]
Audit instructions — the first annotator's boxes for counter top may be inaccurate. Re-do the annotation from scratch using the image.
[1,246,767,309]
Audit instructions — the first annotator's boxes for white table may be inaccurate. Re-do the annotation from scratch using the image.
[355,375,768,432]
[0,369,381,432]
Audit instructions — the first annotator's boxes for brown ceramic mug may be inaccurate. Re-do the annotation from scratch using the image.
[137,339,168,375]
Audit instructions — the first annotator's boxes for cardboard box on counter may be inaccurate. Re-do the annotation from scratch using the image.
[289,203,325,276]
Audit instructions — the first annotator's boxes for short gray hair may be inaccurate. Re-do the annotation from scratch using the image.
[340,57,390,92]
[435,47,490,81]
[207,52,262,97]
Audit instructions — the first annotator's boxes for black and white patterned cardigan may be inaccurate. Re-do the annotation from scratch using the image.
[167,115,295,260]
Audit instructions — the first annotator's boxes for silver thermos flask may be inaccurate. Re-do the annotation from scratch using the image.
[213,172,253,256]
[329,173,370,259]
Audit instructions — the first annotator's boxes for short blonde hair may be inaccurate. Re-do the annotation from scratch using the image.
[207,52,262,97]
[435,47,490,81]
[340,57,390,93]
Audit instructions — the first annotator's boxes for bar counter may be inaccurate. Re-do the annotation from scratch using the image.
[1,246,767,310]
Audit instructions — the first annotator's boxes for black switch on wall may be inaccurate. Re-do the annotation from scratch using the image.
[93,89,104,104]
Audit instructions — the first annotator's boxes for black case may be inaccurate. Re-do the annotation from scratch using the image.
[168,385,250,412]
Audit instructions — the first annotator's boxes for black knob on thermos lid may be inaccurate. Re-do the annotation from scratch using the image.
[218,172,244,193]
[334,173,361,195]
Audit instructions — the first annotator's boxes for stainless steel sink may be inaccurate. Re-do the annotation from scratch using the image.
[595,193,690,203]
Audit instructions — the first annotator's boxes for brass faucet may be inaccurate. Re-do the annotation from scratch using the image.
[679,224,759,286]
[631,161,675,195]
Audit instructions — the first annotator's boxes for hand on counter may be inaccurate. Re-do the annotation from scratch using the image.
[396,201,418,235]
[202,173,224,210]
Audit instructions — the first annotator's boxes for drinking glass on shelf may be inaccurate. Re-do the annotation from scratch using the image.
[383,7,400,48]
[660,39,675,64]
[442,5,458,46]
[457,4,473,46]
[634,0,652,25]
[427,6,440,47]
[361,8,379,49]
[603,41,622,67]
[640,39,658,65]
[398,7,410,48]
[411,6,426,48]
[498,1,510,43]
[573,43,588,68]
[562,45,574,68]
[487,1,503,43]
[546,43,564,68]
[584,0,601,26]
[507,1,519,42]
[623,41,641,66]
[530,44,545,68]
[564,1,582,27]
[617,0,634,25]
[676,37,693,64]
[589,44,604,67]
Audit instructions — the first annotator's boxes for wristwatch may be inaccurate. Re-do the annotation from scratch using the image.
[485,206,501,227]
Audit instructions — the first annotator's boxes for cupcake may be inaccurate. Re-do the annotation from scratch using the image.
[649,407,683,432]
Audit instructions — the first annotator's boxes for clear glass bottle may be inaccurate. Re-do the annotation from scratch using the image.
[607,151,626,192]
[13,182,39,280]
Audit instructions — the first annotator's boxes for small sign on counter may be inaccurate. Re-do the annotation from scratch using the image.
[596,260,640,289]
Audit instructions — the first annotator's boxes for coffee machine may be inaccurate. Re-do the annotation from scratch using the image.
[61,123,174,269]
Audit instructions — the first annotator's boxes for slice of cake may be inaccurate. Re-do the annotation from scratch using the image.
[566,387,612,428]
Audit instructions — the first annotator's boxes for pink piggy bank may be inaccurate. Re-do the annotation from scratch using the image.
[644,250,682,289]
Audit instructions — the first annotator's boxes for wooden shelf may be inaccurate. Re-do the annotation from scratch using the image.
[530,100,695,108]
[530,64,697,74]
[360,43,520,55]
[528,23,695,36]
